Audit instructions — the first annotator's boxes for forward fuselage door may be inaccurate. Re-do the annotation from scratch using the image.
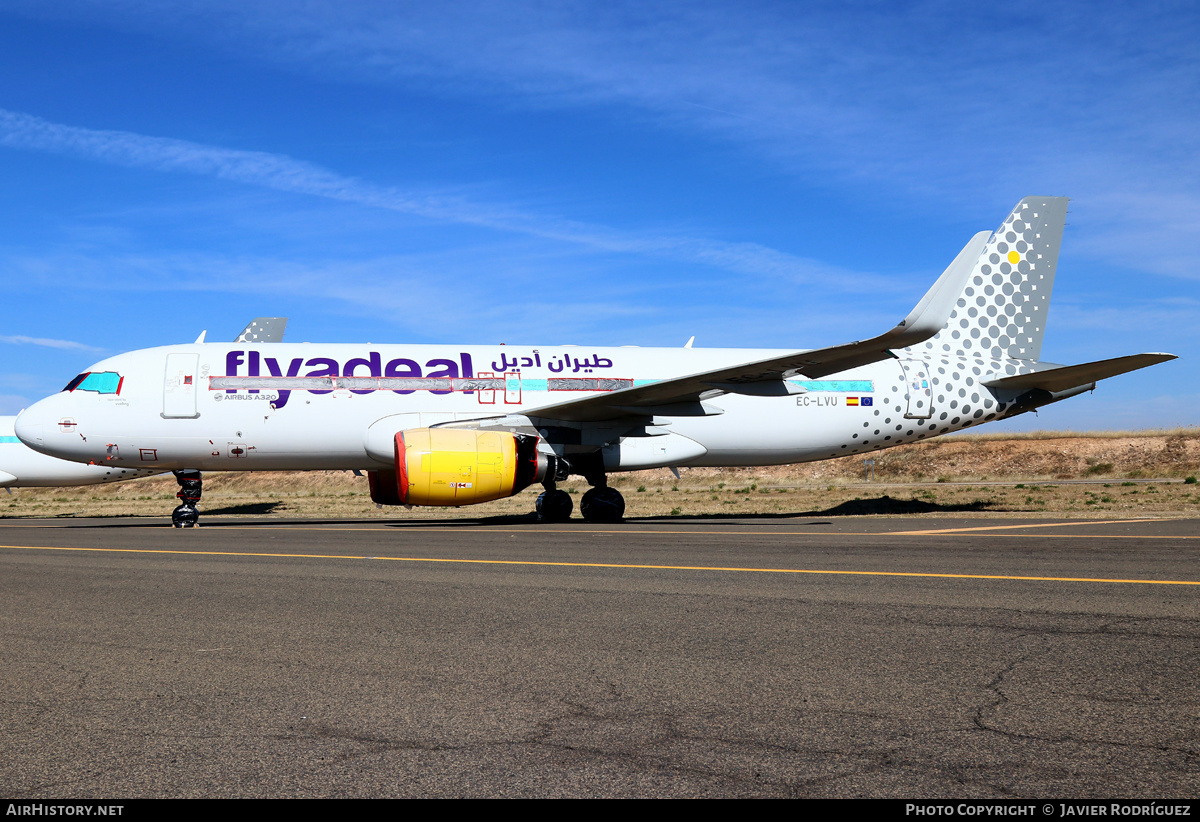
[900,359,934,420]
[163,353,200,419]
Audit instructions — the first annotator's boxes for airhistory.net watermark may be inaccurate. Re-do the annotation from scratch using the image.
[6,807,123,816]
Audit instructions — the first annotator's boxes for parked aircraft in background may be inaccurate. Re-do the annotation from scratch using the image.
[1,319,286,493]
[0,414,157,488]
[13,198,1175,525]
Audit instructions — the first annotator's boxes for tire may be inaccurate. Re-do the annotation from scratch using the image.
[171,504,199,528]
[580,486,625,523]
[535,489,574,522]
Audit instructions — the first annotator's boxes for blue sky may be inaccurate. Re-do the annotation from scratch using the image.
[0,0,1196,430]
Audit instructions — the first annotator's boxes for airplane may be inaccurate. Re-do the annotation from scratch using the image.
[0,414,158,488]
[13,197,1176,526]
[0,318,287,496]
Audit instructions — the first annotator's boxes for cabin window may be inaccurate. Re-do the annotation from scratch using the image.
[62,372,123,394]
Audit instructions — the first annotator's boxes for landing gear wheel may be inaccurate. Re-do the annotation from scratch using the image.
[536,489,574,523]
[171,504,199,528]
[580,486,625,523]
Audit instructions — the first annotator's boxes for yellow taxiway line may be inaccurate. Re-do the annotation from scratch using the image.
[890,519,1174,535]
[2,542,1198,586]
[3,517,1199,541]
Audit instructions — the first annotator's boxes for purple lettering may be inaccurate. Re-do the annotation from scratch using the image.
[425,358,459,395]
[344,351,382,395]
[224,350,244,394]
[460,352,474,394]
[305,357,339,395]
[242,351,486,404]
[265,357,304,408]
[247,350,260,394]
[385,358,421,395]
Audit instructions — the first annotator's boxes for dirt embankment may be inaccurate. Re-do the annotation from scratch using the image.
[682,431,1200,484]
[4,431,1199,520]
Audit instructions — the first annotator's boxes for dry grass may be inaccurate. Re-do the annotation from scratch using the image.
[4,431,1200,521]
[946,426,1200,441]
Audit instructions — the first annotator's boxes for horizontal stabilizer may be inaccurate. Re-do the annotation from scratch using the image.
[982,353,1176,393]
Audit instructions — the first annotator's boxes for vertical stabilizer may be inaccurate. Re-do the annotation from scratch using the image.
[235,317,288,343]
[914,197,1068,362]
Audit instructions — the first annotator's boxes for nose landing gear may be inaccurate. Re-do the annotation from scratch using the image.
[172,469,202,528]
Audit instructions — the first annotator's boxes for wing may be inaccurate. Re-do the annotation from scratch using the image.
[524,230,990,423]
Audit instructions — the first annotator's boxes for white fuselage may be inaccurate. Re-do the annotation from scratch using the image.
[14,342,1005,474]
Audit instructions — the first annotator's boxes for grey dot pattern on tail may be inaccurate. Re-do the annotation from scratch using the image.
[909,197,1068,364]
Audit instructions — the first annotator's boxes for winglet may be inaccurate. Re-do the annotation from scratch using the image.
[194,330,207,344]
[877,230,991,349]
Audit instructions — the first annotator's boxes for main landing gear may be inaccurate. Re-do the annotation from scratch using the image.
[536,467,625,524]
[172,469,202,528]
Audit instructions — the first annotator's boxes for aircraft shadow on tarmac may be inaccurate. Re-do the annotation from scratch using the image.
[42,495,994,528]
[369,494,997,526]
[802,495,996,517]
[201,502,287,516]
[627,495,996,522]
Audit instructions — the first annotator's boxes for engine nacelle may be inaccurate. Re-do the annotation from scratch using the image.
[390,428,555,506]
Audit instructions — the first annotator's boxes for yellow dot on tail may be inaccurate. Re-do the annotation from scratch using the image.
[1007,250,1021,264]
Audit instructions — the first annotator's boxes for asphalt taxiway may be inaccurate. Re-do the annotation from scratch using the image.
[2,514,1198,797]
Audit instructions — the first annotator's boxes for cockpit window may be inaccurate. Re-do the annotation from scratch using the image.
[62,372,123,394]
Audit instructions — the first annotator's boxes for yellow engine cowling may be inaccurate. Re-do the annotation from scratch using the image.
[393,428,550,506]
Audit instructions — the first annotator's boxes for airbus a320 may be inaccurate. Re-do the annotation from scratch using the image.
[14,197,1175,525]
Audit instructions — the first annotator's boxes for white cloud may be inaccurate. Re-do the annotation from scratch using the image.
[21,4,1196,176]
[1,240,921,349]
[6,3,1197,280]
[0,107,896,294]
[16,0,1189,279]
[0,335,103,352]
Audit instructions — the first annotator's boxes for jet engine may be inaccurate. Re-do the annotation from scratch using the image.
[370,427,558,507]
